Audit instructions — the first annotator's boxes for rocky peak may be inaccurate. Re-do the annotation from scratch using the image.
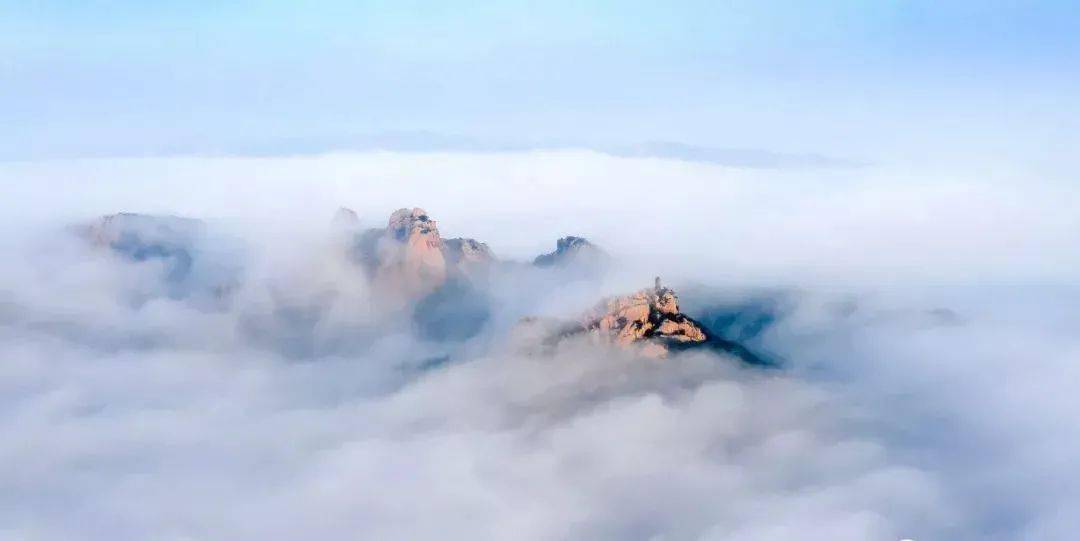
[370,208,448,300]
[351,208,503,298]
[533,236,608,276]
[580,278,708,357]
[533,236,592,266]
[443,237,496,280]
[387,208,440,242]
[514,279,712,358]
[444,237,492,262]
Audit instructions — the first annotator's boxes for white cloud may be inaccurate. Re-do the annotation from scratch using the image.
[0,151,1076,540]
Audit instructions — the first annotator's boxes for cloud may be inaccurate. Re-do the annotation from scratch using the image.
[0,131,856,170]
[0,151,1077,540]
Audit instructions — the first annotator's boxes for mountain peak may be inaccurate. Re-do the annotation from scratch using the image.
[532,236,609,278]
[580,280,707,357]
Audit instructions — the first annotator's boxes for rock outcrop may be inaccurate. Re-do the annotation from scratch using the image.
[533,236,608,274]
[443,237,496,281]
[343,208,500,336]
[351,211,614,298]
[369,208,448,300]
[515,278,767,363]
[351,208,502,300]
[579,278,709,357]
[331,207,360,229]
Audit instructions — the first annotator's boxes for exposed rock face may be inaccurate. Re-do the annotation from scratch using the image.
[443,237,494,266]
[350,208,500,300]
[344,208,496,335]
[387,213,496,340]
[513,279,770,363]
[533,236,608,273]
[371,208,448,300]
[580,279,709,357]
[513,279,709,358]
[443,237,496,280]
[353,212,613,300]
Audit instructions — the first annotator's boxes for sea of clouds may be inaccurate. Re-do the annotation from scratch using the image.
[1,151,1078,540]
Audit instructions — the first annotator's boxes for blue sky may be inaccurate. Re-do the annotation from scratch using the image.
[2,1,1078,170]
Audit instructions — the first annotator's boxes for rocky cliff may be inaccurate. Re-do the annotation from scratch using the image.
[579,278,709,357]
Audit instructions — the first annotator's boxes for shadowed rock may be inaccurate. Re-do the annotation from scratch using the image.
[533,236,607,270]
[443,237,496,281]
[85,213,204,283]
[684,295,786,344]
[412,278,491,342]
[81,213,240,304]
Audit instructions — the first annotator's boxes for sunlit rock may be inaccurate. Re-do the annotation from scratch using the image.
[580,278,708,356]
[516,278,767,362]
[349,208,503,303]
[349,208,448,302]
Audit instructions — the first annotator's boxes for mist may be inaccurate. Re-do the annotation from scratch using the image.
[1,151,1078,540]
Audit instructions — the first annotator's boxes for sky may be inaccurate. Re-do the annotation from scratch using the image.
[3,1,1079,174]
